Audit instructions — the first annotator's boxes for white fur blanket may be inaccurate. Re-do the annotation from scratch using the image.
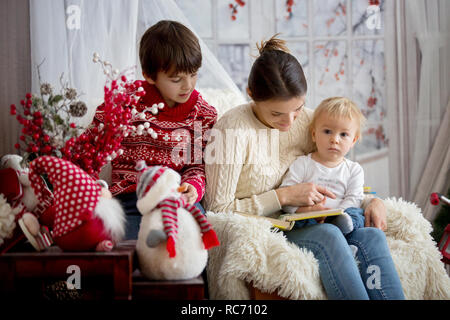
[206,198,450,300]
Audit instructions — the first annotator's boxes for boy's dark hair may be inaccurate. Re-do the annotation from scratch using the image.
[248,35,307,101]
[139,20,202,80]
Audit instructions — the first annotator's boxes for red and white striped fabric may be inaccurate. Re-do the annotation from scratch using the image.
[156,195,219,258]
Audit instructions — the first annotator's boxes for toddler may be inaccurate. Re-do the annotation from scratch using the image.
[281,97,366,235]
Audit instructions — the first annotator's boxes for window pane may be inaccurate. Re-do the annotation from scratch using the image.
[217,44,251,94]
[354,122,388,155]
[352,0,385,36]
[175,0,213,38]
[314,40,348,105]
[217,0,250,40]
[276,0,308,37]
[352,39,387,154]
[313,0,348,37]
[290,41,309,77]
[289,41,312,104]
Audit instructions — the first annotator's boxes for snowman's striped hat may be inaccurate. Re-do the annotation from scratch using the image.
[135,162,168,200]
[135,161,178,214]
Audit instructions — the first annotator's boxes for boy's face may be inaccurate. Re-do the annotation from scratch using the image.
[144,69,198,108]
[311,112,359,165]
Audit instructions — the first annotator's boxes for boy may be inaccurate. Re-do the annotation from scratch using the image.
[88,20,217,239]
[280,97,366,235]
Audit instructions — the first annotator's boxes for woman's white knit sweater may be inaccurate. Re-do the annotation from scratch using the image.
[204,102,315,216]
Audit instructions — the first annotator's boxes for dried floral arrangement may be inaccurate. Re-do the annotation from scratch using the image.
[10,62,85,166]
[10,53,145,177]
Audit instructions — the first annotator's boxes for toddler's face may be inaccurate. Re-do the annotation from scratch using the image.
[145,69,198,107]
[312,112,358,165]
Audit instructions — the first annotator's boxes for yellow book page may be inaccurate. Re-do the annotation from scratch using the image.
[280,209,343,222]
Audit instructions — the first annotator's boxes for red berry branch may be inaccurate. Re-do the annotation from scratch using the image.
[229,0,245,21]
[60,53,144,177]
[10,62,85,166]
[286,0,294,20]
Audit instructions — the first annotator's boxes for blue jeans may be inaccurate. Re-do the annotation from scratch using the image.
[284,223,405,300]
[116,192,206,240]
[293,207,365,232]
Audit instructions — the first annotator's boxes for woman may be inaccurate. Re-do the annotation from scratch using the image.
[204,36,404,299]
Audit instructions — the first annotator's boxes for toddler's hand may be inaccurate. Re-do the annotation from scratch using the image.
[180,183,197,205]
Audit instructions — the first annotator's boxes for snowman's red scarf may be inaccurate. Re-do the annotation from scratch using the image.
[156,196,219,258]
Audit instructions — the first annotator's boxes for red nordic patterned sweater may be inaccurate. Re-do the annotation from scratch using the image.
[86,81,217,202]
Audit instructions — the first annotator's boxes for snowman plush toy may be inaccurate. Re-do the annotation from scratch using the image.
[135,161,220,280]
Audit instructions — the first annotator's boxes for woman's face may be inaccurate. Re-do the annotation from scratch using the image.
[251,95,306,131]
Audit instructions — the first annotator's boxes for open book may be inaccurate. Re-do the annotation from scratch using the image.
[235,209,343,231]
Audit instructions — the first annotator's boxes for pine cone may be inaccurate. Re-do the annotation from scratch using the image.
[69,101,87,117]
[40,83,53,96]
[65,88,78,100]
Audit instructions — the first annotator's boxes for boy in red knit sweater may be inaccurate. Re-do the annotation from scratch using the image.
[88,20,217,239]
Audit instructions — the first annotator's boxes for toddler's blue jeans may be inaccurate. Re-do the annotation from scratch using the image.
[284,223,405,299]
[293,207,365,231]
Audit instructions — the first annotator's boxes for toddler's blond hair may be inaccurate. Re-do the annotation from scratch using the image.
[309,97,366,143]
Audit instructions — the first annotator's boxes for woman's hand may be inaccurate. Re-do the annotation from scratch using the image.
[295,198,329,223]
[364,198,387,231]
[180,183,198,205]
[295,198,329,213]
[276,182,336,207]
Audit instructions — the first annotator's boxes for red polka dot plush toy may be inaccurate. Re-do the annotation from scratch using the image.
[0,154,54,253]
[135,161,219,280]
[28,156,125,251]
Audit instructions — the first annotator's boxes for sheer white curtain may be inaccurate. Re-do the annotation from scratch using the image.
[30,0,245,128]
[406,0,450,220]
[30,0,140,127]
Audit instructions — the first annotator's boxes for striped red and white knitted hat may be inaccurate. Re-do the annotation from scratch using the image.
[135,162,181,214]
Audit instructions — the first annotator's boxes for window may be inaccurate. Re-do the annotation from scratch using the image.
[177,0,392,195]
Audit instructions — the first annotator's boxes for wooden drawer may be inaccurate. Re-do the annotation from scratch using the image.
[0,240,136,300]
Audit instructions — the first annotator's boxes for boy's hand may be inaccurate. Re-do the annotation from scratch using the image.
[180,183,197,205]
